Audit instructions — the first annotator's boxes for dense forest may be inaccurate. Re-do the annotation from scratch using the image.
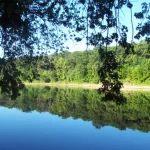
[12,41,150,85]
[0,86,150,132]
[0,1,149,96]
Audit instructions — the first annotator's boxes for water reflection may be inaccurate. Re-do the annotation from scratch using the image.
[0,86,150,132]
[1,106,150,150]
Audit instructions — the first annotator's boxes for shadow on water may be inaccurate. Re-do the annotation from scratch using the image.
[98,90,127,105]
[0,86,150,132]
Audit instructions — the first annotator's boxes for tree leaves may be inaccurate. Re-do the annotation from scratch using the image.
[0,0,149,98]
[134,2,150,42]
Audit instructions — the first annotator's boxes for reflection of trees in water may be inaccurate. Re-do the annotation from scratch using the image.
[0,87,150,132]
[98,90,127,104]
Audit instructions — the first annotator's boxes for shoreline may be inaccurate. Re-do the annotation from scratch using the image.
[24,82,150,91]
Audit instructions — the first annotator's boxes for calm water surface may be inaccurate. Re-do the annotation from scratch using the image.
[0,87,150,150]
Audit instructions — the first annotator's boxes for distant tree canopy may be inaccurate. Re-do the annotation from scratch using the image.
[12,41,150,84]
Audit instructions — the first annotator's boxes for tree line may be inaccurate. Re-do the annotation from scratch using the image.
[11,41,150,85]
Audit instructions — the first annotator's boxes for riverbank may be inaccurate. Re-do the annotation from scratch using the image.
[24,82,150,91]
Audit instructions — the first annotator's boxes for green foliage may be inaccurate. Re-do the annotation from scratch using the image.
[98,47,123,93]
[0,58,24,99]
[0,1,149,97]
[1,41,147,85]
[119,41,150,84]
[7,41,149,85]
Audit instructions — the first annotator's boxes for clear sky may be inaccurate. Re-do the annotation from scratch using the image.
[65,0,147,52]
